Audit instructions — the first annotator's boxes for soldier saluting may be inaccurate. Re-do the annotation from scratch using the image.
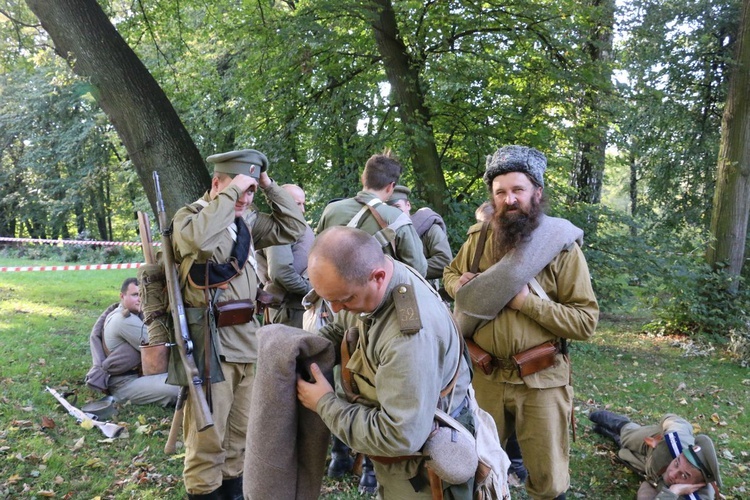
[170,149,305,499]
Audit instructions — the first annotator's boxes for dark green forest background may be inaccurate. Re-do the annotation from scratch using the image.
[0,0,748,346]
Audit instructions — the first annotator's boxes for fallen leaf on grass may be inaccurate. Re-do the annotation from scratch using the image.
[7,474,21,484]
[80,419,94,431]
[71,436,84,451]
[676,382,687,391]
[722,449,735,460]
[53,476,64,485]
[36,490,54,497]
[85,458,104,468]
[41,417,55,430]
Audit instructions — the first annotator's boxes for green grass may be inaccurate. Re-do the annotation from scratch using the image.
[1,258,748,499]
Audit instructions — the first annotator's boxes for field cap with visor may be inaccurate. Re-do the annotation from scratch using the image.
[207,149,268,180]
[683,435,722,489]
[388,185,411,204]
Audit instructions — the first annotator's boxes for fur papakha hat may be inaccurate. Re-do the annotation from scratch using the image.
[484,145,547,187]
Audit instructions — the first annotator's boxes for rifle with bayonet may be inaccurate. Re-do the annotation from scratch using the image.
[153,171,214,434]
[46,386,124,439]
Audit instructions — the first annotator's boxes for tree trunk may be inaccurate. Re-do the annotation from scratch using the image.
[707,0,750,291]
[25,0,209,218]
[368,0,447,215]
[629,148,638,238]
[569,0,615,206]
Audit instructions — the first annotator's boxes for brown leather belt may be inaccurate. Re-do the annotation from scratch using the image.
[490,341,561,371]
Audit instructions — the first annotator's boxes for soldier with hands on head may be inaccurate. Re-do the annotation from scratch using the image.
[590,411,722,500]
[444,145,599,500]
[257,184,314,328]
[297,226,474,499]
[170,149,306,499]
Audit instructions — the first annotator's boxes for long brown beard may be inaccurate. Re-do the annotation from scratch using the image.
[491,196,542,260]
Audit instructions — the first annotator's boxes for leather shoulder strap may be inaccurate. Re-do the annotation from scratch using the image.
[470,221,490,274]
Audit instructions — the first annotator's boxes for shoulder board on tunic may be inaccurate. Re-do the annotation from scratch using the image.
[391,283,422,335]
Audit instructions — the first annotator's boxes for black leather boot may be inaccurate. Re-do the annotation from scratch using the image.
[505,432,528,483]
[592,424,623,447]
[358,456,378,494]
[589,410,630,435]
[218,476,243,500]
[187,489,221,500]
[327,435,354,478]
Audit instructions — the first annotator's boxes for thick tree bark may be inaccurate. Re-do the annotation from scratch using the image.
[368,0,447,215]
[25,0,209,218]
[707,0,750,291]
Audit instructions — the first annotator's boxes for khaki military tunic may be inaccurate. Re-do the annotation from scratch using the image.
[264,224,314,328]
[421,222,453,281]
[315,258,472,498]
[316,191,428,277]
[171,181,305,494]
[619,414,716,500]
[443,221,598,499]
[103,305,179,406]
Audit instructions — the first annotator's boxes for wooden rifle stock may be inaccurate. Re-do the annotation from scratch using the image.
[164,386,186,454]
[136,211,155,264]
[153,172,214,432]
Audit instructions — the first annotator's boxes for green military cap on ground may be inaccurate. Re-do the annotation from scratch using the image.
[207,149,268,179]
[684,434,722,488]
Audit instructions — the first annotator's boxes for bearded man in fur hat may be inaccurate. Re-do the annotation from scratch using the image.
[444,145,599,500]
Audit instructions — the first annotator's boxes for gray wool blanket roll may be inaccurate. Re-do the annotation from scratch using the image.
[454,214,583,337]
[244,324,335,500]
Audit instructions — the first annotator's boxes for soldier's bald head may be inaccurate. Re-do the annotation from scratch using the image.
[310,226,385,285]
[281,184,306,214]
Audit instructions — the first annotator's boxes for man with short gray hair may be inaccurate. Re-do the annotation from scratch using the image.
[444,145,599,500]
[298,226,473,498]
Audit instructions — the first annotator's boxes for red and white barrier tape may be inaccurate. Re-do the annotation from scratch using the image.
[0,263,143,272]
[0,237,160,247]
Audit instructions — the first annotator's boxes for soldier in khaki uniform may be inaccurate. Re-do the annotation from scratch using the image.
[171,149,306,499]
[297,226,473,498]
[387,185,453,286]
[316,152,427,491]
[94,278,179,406]
[444,145,599,500]
[316,152,427,277]
[258,184,314,328]
[590,411,722,500]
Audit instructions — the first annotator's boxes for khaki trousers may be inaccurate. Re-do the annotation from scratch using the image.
[182,361,255,494]
[472,375,572,500]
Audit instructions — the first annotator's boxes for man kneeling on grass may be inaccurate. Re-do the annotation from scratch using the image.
[590,411,722,500]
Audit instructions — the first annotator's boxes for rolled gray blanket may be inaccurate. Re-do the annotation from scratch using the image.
[244,324,335,500]
[454,215,583,337]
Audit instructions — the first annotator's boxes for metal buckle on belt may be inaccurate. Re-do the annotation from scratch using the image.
[491,357,516,370]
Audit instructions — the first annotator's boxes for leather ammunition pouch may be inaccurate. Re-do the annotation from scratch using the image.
[467,340,560,378]
[214,299,254,327]
[511,341,559,377]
